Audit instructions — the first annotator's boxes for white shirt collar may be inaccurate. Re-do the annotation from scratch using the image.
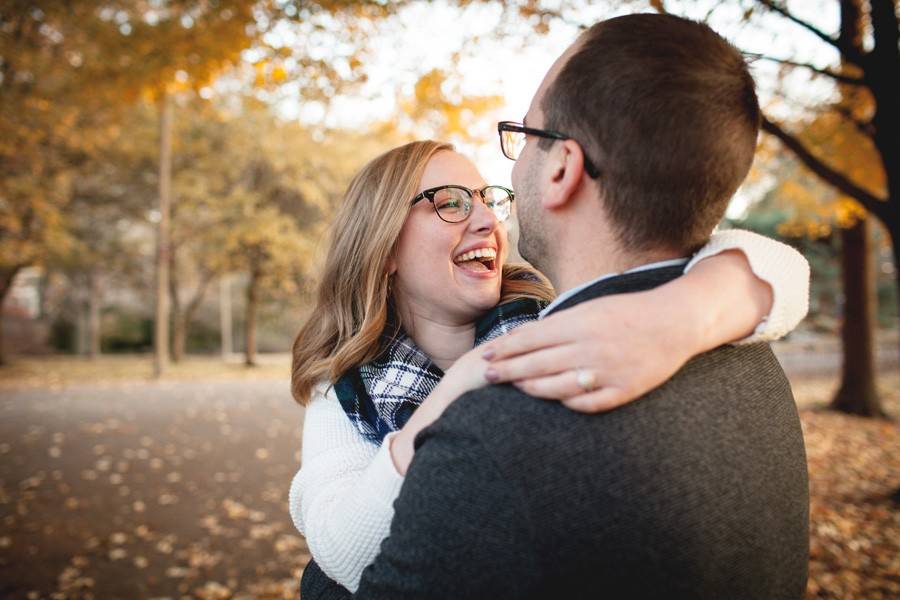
[538,257,690,319]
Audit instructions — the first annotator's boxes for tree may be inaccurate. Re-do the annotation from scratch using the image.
[208,100,381,366]
[1,0,405,366]
[1,1,262,367]
[750,0,898,296]
[0,2,114,364]
[829,0,883,417]
[743,0,891,416]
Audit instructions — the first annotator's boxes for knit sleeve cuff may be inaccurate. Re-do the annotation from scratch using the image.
[685,229,810,345]
[361,432,405,509]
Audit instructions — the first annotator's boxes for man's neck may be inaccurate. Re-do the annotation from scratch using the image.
[395,301,475,371]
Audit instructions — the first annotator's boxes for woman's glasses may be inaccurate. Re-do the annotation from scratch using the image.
[411,185,514,223]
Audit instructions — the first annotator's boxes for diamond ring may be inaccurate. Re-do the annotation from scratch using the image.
[575,368,597,393]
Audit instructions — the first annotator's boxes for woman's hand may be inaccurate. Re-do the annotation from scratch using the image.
[480,290,700,413]
[389,347,491,475]
[480,249,774,413]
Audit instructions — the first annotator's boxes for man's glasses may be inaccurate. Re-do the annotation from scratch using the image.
[497,121,601,178]
[411,185,514,223]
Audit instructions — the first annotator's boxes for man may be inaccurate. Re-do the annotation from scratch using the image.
[308,13,809,599]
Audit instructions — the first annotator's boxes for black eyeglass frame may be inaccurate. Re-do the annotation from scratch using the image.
[410,184,515,223]
[497,121,601,179]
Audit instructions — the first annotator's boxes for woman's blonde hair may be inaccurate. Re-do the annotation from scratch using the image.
[290,140,555,405]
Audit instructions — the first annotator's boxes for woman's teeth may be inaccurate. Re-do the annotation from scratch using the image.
[453,248,497,264]
[453,248,497,273]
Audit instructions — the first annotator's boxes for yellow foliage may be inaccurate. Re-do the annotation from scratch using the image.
[398,69,503,143]
[271,64,287,83]
[758,92,885,238]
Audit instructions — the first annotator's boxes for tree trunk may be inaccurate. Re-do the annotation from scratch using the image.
[220,275,233,360]
[893,223,900,346]
[831,216,885,416]
[154,92,173,377]
[0,266,22,366]
[173,289,212,364]
[169,252,183,363]
[87,271,102,359]
[244,270,259,367]
[75,286,88,356]
[170,265,216,364]
[172,316,187,363]
[829,0,886,418]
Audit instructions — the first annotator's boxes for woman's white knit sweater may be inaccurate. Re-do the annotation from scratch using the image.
[287,229,811,592]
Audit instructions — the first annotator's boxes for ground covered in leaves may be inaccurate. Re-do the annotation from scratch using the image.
[1,379,308,599]
[0,364,897,599]
[792,371,899,599]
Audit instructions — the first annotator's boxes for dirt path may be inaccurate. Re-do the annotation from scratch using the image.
[0,379,308,599]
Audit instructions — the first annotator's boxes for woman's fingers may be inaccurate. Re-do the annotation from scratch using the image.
[512,370,583,399]
[485,344,585,383]
[512,372,634,413]
[561,387,631,413]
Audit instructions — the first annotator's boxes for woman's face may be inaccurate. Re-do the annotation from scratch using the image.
[391,151,507,326]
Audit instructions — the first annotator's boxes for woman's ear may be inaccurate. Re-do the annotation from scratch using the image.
[542,139,587,211]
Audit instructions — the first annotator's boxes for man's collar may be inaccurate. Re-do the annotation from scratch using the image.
[539,258,690,319]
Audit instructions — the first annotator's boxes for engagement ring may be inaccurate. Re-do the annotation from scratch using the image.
[575,368,597,393]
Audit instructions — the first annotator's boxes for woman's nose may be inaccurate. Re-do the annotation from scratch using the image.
[467,195,499,233]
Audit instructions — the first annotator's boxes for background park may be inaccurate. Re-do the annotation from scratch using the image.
[0,0,898,598]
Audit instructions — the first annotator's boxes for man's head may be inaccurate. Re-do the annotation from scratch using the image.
[512,13,760,280]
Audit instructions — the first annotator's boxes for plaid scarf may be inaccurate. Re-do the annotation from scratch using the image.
[334,297,547,444]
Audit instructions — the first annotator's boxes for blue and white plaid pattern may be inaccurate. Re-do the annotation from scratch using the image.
[334,297,546,444]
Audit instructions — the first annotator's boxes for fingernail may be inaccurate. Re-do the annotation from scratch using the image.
[485,368,499,382]
[482,348,496,360]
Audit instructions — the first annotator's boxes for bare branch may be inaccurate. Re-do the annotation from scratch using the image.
[755,0,867,67]
[761,115,887,221]
[750,54,866,86]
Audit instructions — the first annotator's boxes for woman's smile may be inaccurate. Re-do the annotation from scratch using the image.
[452,243,499,277]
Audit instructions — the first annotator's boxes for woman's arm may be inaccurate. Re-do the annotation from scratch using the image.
[389,347,491,475]
[684,229,809,344]
[289,384,404,592]
[481,229,810,412]
[290,363,490,589]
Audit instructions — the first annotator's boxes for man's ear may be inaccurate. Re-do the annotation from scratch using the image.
[541,139,586,210]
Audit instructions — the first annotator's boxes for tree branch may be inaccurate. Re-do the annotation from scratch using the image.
[761,115,887,221]
[830,102,876,139]
[751,54,866,86]
[185,267,221,323]
[755,0,867,68]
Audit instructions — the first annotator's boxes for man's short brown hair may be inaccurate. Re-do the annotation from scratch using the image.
[541,13,760,254]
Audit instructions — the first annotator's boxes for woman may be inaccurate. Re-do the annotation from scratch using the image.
[289,140,809,593]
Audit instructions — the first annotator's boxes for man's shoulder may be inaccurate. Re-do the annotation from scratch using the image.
[440,383,562,430]
[422,341,792,450]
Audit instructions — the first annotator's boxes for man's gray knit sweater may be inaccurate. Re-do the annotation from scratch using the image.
[324,265,809,599]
